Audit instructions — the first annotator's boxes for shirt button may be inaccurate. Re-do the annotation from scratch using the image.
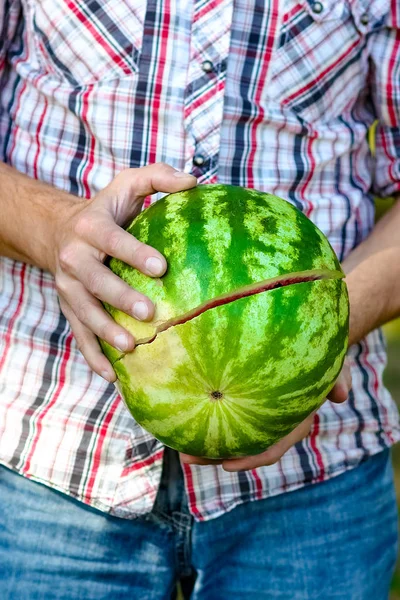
[360,12,369,25]
[311,1,323,13]
[193,154,205,167]
[201,60,214,73]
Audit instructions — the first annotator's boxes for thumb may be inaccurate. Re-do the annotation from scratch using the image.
[101,163,197,224]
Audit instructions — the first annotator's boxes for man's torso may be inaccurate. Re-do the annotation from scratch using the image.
[0,0,399,520]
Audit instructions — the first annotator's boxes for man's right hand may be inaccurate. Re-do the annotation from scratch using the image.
[0,161,196,382]
[51,163,197,381]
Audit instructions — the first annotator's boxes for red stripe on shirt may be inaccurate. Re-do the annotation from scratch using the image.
[84,395,122,502]
[183,464,202,520]
[121,449,164,477]
[247,0,280,188]
[283,3,303,25]
[194,0,225,24]
[80,87,96,199]
[282,38,361,107]
[251,468,263,498]
[23,332,74,475]
[148,0,171,164]
[65,0,132,76]
[33,99,48,181]
[303,130,317,218]
[184,78,226,120]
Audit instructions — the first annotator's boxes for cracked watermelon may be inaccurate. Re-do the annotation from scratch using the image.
[100,184,349,459]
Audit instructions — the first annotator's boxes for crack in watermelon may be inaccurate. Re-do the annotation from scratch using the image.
[112,268,343,364]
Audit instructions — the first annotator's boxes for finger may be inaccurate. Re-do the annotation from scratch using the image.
[59,278,136,353]
[70,259,156,321]
[73,216,168,278]
[345,365,352,390]
[327,363,352,403]
[179,454,223,466]
[105,163,197,215]
[60,299,116,382]
[222,414,315,472]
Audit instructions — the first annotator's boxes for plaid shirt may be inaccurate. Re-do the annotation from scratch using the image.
[0,0,399,521]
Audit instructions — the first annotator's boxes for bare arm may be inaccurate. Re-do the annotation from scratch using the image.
[0,162,78,270]
[0,161,196,380]
[343,199,400,346]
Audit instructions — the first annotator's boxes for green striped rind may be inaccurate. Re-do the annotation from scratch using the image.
[101,184,343,353]
[114,278,349,458]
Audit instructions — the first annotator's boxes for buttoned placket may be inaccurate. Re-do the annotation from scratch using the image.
[182,0,234,182]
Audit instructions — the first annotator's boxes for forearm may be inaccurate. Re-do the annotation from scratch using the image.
[0,162,81,272]
[342,199,400,346]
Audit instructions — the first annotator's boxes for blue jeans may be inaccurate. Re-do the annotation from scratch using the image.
[0,449,397,600]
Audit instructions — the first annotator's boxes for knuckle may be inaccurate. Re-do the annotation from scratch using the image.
[117,289,134,312]
[55,274,69,297]
[70,327,87,354]
[87,271,105,297]
[154,161,168,170]
[74,337,86,355]
[117,167,133,179]
[98,321,114,342]
[75,340,97,373]
[115,168,135,187]
[76,301,92,325]
[58,244,77,272]
[106,231,123,255]
[131,241,151,265]
[74,212,93,238]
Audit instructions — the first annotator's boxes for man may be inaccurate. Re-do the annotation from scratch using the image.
[0,0,399,598]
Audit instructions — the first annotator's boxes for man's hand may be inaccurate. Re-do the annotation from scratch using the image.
[0,161,196,381]
[180,362,352,471]
[50,164,196,381]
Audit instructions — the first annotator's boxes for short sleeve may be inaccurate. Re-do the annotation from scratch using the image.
[370,8,400,198]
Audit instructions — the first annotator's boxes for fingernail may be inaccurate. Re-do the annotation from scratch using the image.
[146,257,164,275]
[133,301,149,320]
[173,171,193,178]
[114,333,130,352]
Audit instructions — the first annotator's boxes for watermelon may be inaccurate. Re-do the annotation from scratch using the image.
[100,184,349,459]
